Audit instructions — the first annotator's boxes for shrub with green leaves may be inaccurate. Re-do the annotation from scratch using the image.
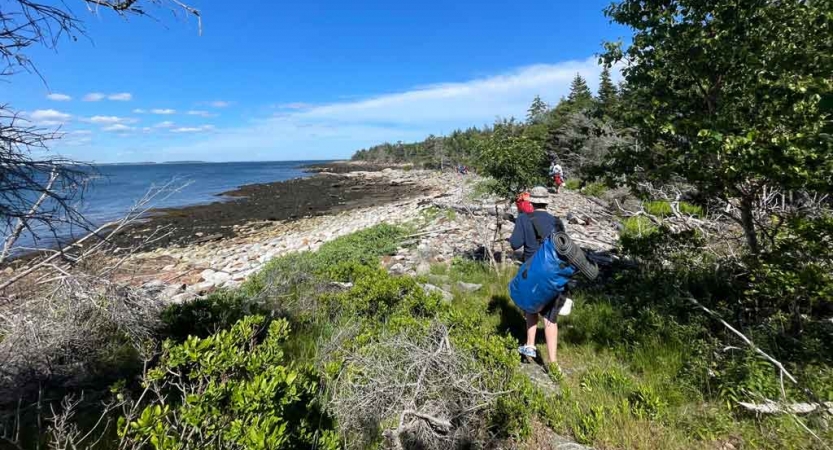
[120,316,338,449]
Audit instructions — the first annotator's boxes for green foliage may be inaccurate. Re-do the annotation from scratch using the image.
[572,405,605,444]
[602,0,833,254]
[121,316,338,449]
[567,74,594,111]
[251,223,406,289]
[160,290,265,341]
[476,119,549,198]
[620,216,659,238]
[582,182,608,198]
[564,179,581,190]
[643,201,704,218]
[596,67,619,119]
[527,95,549,124]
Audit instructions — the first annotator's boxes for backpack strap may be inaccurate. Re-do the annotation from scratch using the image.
[530,215,545,244]
[522,216,546,280]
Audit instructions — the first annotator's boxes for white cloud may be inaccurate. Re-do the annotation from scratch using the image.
[151,58,611,161]
[277,102,312,110]
[186,110,217,117]
[83,92,106,102]
[207,101,231,108]
[151,108,176,115]
[46,93,72,101]
[170,125,214,133]
[62,57,618,162]
[70,129,93,135]
[133,108,146,114]
[87,115,131,124]
[29,109,72,126]
[103,124,135,132]
[154,121,175,128]
[108,92,132,101]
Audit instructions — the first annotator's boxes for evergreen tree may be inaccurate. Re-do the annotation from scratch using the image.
[567,73,594,110]
[526,95,549,124]
[597,67,619,118]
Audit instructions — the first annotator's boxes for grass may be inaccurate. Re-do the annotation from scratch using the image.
[621,215,659,237]
[644,200,705,218]
[564,179,581,191]
[583,182,608,198]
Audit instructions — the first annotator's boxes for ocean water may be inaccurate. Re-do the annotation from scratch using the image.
[7,160,323,252]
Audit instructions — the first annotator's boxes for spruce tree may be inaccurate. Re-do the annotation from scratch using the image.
[597,67,618,118]
[567,73,594,110]
[526,95,549,124]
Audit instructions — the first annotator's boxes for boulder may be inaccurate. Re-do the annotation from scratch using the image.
[457,282,483,293]
[420,283,453,302]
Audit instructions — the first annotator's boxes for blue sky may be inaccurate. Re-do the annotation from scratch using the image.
[1,0,628,163]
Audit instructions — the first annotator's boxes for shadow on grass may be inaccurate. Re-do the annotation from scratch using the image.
[488,294,527,344]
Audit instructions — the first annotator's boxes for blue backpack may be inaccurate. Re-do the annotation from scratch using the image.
[509,217,576,314]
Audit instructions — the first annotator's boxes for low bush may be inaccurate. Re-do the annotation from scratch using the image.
[120,316,338,449]
[564,179,582,190]
[583,182,608,198]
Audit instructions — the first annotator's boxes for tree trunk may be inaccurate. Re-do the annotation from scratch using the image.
[740,195,760,256]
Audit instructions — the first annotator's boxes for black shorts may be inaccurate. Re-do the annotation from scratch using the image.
[539,293,565,324]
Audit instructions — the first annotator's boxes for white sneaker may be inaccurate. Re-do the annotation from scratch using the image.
[558,298,573,316]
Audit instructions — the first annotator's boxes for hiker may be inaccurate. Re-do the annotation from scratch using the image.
[549,162,564,193]
[508,186,567,367]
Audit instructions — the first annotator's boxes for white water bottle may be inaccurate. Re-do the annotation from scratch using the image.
[558,298,573,316]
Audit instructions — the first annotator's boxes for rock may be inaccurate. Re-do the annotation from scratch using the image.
[457,282,483,293]
[415,261,431,276]
[162,284,186,298]
[161,264,176,271]
[200,269,216,281]
[2,267,13,275]
[171,292,197,304]
[142,279,165,290]
[420,283,453,302]
[389,263,406,274]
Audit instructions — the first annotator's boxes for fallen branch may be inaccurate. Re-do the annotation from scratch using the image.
[739,400,833,416]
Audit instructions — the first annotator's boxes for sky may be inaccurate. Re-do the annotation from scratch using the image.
[1,0,629,163]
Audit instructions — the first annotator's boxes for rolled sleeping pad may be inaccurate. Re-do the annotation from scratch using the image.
[553,232,599,280]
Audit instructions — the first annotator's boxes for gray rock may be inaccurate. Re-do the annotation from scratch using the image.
[171,292,197,304]
[456,282,483,293]
[389,263,406,274]
[415,261,431,276]
[420,283,453,302]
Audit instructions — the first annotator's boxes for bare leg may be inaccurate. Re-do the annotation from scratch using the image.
[543,318,558,364]
[524,312,538,348]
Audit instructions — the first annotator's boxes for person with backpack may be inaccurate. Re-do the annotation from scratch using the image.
[549,162,564,193]
[507,186,567,369]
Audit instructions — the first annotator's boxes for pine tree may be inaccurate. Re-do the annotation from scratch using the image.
[567,73,594,110]
[526,95,549,124]
[597,67,619,118]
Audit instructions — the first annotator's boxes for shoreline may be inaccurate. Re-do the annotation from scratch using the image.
[109,162,423,251]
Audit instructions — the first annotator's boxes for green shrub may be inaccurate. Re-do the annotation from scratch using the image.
[644,200,704,217]
[679,202,704,217]
[572,405,605,444]
[620,216,659,238]
[628,384,667,419]
[583,182,608,198]
[564,179,582,190]
[644,200,673,217]
[160,290,265,342]
[121,316,338,449]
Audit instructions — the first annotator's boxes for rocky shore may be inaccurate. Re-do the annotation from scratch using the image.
[119,165,621,304]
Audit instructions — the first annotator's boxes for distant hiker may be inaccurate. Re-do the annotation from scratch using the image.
[457,164,468,175]
[508,186,568,368]
[515,191,534,215]
[549,162,564,193]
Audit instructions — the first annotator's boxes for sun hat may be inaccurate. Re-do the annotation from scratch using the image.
[528,186,549,204]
